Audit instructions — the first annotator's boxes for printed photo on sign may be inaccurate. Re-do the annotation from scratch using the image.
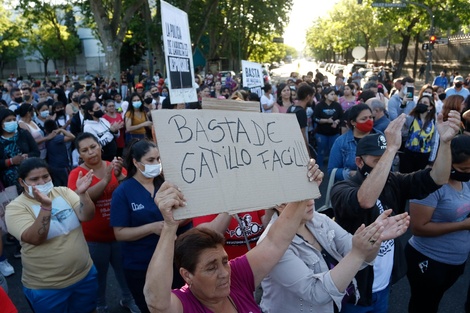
[242,60,264,97]
[161,0,198,103]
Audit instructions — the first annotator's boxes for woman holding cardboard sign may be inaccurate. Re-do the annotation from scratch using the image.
[110,139,191,313]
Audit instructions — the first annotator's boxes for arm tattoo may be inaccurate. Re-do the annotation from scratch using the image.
[38,216,51,236]
[79,202,84,215]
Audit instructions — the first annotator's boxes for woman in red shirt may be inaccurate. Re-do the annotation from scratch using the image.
[68,132,139,313]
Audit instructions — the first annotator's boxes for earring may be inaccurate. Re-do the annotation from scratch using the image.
[189,282,192,288]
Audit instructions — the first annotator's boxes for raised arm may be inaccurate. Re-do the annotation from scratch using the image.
[72,170,95,222]
[429,110,461,185]
[144,182,186,313]
[357,114,405,208]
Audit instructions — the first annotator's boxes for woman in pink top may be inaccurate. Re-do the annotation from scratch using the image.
[272,83,292,114]
[143,160,325,313]
[338,84,357,112]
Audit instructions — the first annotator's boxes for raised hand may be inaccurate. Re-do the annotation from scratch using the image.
[351,221,384,262]
[112,157,124,178]
[437,110,462,143]
[376,209,410,241]
[307,158,324,186]
[384,113,406,152]
[31,186,52,207]
[75,170,94,195]
[155,182,186,226]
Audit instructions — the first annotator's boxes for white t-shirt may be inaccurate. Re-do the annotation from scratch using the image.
[372,198,395,292]
[261,94,275,113]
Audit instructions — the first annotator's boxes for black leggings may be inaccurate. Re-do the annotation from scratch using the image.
[405,243,466,313]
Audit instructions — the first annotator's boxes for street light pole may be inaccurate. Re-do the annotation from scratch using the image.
[405,1,434,83]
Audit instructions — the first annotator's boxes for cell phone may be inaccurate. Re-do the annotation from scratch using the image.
[406,86,414,98]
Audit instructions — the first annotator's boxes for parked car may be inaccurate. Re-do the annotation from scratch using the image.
[345,61,369,82]
[318,61,326,68]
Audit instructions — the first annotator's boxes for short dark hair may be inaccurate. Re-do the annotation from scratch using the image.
[297,84,314,101]
[44,119,58,134]
[175,227,226,273]
[348,103,372,128]
[401,76,415,84]
[452,135,470,164]
[18,157,49,180]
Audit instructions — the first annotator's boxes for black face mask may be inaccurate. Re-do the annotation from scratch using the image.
[144,98,153,105]
[72,97,79,103]
[23,95,31,101]
[14,97,23,103]
[415,103,429,114]
[455,82,463,88]
[438,93,446,101]
[450,167,470,182]
[359,158,374,177]
[55,109,65,116]
[224,94,230,99]
[93,110,104,118]
[151,92,159,98]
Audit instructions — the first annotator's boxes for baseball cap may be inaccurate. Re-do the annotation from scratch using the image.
[454,76,464,83]
[356,133,388,156]
[135,83,144,89]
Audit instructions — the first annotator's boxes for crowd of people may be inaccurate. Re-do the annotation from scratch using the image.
[0,65,468,313]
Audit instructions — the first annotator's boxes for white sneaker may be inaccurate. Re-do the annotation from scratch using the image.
[0,260,14,277]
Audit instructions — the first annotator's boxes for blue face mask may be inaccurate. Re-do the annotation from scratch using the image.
[161,92,168,98]
[132,101,142,109]
[3,121,18,133]
[40,110,50,118]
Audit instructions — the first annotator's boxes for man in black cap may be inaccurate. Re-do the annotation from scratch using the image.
[330,111,462,313]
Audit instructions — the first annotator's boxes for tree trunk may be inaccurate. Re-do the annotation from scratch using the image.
[412,33,419,78]
[395,18,418,78]
[44,59,49,76]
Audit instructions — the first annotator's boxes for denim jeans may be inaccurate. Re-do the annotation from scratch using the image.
[87,241,133,307]
[315,133,339,167]
[341,285,390,313]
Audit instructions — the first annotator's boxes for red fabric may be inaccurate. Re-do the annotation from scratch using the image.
[0,287,17,313]
[103,114,125,148]
[192,211,265,260]
[68,162,127,242]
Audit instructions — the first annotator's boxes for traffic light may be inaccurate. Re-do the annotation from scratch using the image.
[430,35,437,44]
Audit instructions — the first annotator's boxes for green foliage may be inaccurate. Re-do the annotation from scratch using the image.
[0,1,25,74]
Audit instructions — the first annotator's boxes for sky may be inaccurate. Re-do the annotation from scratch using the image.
[283,0,340,49]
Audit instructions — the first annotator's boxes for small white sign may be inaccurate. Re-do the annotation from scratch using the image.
[242,60,264,98]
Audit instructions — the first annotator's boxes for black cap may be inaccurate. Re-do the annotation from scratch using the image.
[356,133,387,156]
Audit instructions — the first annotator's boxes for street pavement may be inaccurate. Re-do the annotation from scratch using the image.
[3,62,469,312]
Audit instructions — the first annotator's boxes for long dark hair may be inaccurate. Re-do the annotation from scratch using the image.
[126,93,145,118]
[410,95,436,128]
[124,139,163,185]
[276,83,293,106]
[82,100,97,121]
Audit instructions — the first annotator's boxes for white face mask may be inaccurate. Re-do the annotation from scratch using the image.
[24,180,54,197]
[139,162,162,178]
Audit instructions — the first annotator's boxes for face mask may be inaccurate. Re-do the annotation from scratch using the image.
[355,119,374,133]
[144,98,153,105]
[438,93,446,101]
[40,111,50,118]
[224,94,229,99]
[139,162,162,178]
[3,121,18,133]
[455,82,463,88]
[93,110,104,118]
[55,109,65,116]
[359,159,374,177]
[132,101,142,109]
[72,97,79,103]
[23,95,31,101]
[14,97,23,103]
[151,92,159,98]
[415,103,429,114]
[450,167,470,182]
[25,180,54,197]
[161,92,168,98]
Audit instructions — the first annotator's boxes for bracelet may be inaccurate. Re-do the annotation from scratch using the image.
[40,206,52,212]
[7,158,12,166]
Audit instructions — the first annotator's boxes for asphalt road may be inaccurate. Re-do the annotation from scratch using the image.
[4,62,469,312]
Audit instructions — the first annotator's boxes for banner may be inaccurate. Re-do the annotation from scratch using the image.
[161,0,198,104]
[152,110,320,219]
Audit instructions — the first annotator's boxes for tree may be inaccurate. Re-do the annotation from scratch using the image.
[0,1,25,77]
[18,1,81,74]
[78,0,147,81]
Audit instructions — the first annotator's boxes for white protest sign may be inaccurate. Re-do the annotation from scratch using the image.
[242,60,264,98]
[161,0,198,104]
[152,110,321,220]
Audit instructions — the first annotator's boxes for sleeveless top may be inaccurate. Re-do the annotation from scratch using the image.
[19,120,46,159]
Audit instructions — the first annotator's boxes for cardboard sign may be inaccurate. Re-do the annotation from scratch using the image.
[161,0,198,104]
[242,60,264,98]
[152,110,321,219]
